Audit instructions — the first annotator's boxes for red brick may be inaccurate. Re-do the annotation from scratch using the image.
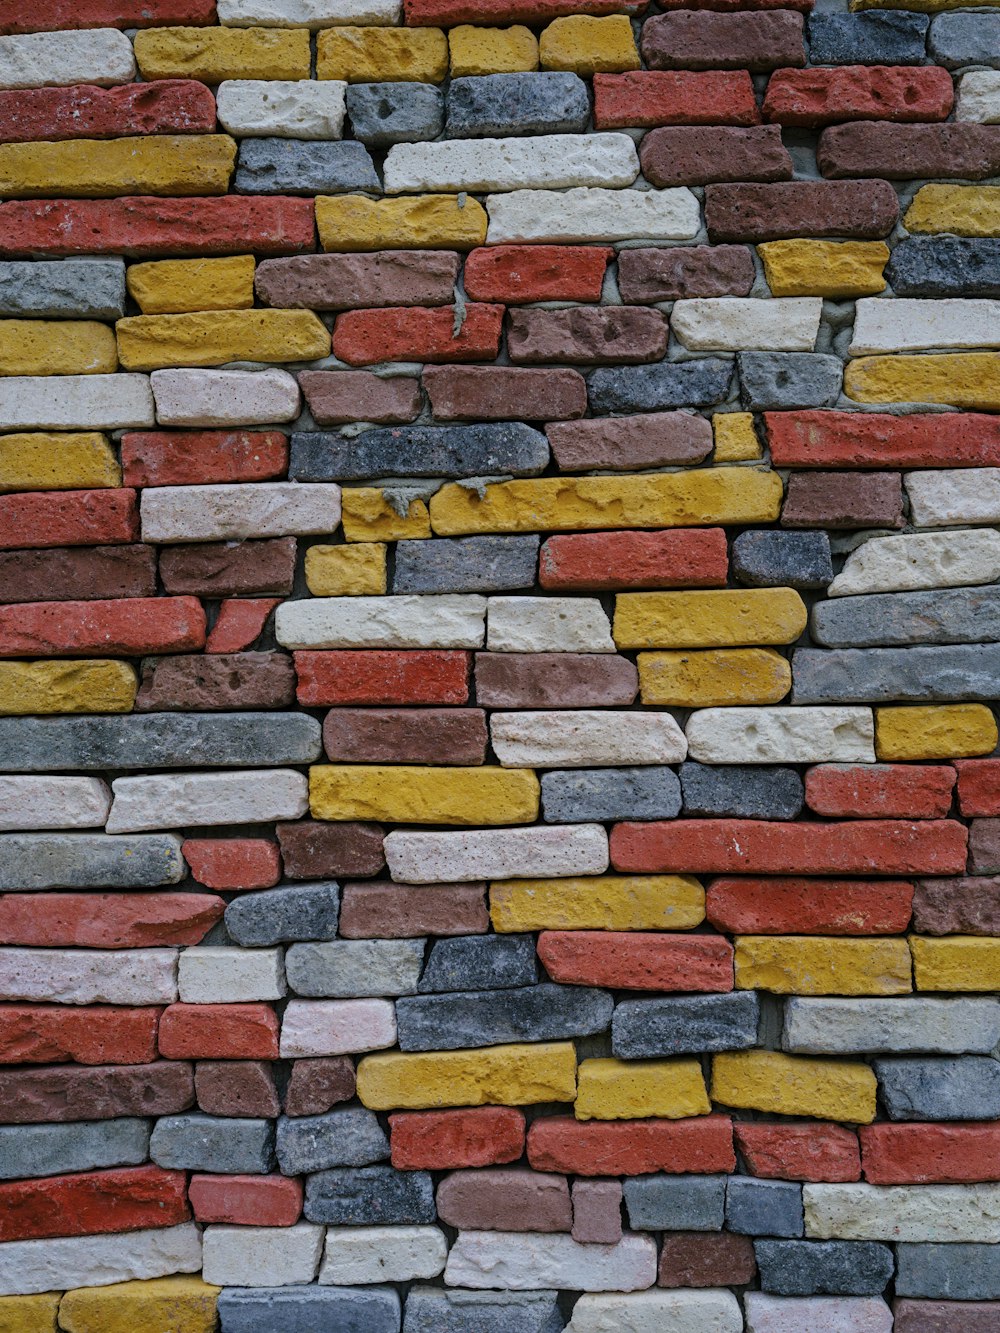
[464,246,612,304]
[423,365,587,422]
[537,931,733,992]
[706,877,914,935]
[705,180,899,242]
[0,892,225,949]
[298,371,422,427]
[0,1005,160,1066]
[657,0,812,9]
[546,413,713,472]
[764,66,953,128]
[1,0,215,31]
[158,1003,279,1061]
[507,307,668,366]
[0,1062,194,1124]
[294,650,470,707]
[641,125,792,187]
[955,759,1000,817]
[805,764,956,820]
[0,489,137,550]
[121,430,288,488]
[0,197,315,259]
[894,1302,1000,1333]
[341,882,489,938]
[735,1122,862,1182]
[277,820,385,879]
[781,471,904,529]
[528,1115,735,1176]
[189,1174,303,1227]
[284,1057,356,1116]
[390,1107,525,1169]
[0,545,156,604]
[618,246,756,302]
[0,595,205,657]
[206,598,280,654]
[404,0,647,20]
[766,410,1000,469]
[333,304,503,367]
[658,1232,757,1288]
[0,1166,189,1243]
[539,529,728,591]
[641,11,806,71]
[819,122,1000,180]
[323,708,487,765]
[183,839,281,892]
[612,819,968,876]
[861,1122,1000,1184]
[0,82,216,142]
[195,1060,281,1118]
[593,70,760,129]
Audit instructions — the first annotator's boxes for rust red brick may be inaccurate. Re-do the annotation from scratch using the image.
[0,1005,160,1066]
[189,1174,303,1226]
[0,1062,194,1124]
[182,839,281,891]
[860,1122,1000,1184]
[1,0,215,30]
[764,66,954,127]
[766,411,1000,469]
[528,1115,735,1176]
[0,892,224,949]
[277,820,385,879]
[706,877,914,935]
[593,71,760,129]
[464,246,612,303]
[0,1166,189,1242]
[205,598,280,653]
[658,1233,757,1288]
[0,82,216,142]
[537,931,734,991]
[735,1122,862,1182]
[0,595,205,656]
[805,764,956,819]
[955,759,1000,817]
[390,1107,526,1169]
[332,304,504,366]
[121,430,288,488]
[819,122,1000,179]
[294,650,470,707]
[404,0,648,19]
[539,529,728,591]
[0,489,138,550]
[159,538,296,598]
[157,1004,280,1061]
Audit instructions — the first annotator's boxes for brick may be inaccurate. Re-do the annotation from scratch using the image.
[437,1167,571,1231]
[761,240,889,298]
[712,1051,876,1124]
[956,760,1000,816]
[0,488,136,550]
[1,0,215,29]
[0,1062,194,1124]
[295,649,469,707]
[310,763,537,825]
[448,27,539,77]
[0,545,155,605]
[577,1057,710,1121]
[593,70,760,128]
[182,839,280,892]
[134,650,292,712]
[861,1123,1000,1185]
[539,15,639,74]
[404,0,648,19]
[285,1058,357,1117]
[0,135,236,201]
[893,1299,1000,1332]
[808,12,928,65]
[0,1005,159,1066]
[346,80,444,147]
[196,1062,280,1119]
[913,877,1000,935]
[389,1107,523,1170]
[257,250,458,312]
[766,411,1000,468]
[340,881,487,939]
[333,303,502,365]
[805,765,955,819]
[126,255,254,316]
[539,530,727,592]
[735,936,912,996]
[316,193,486,252]
[475,652,637,708]
[527,1114,735,1176]
[464,244,611,302]
[0,1295,57,1332]
[135,26,309,81]
[642,11,805,70]
[299,372,421,426]
[618,245,755,302]
[507,307,667,365]
[446,70,589,135]
[422,365,586,422]
[706,180,898,242]
[358,1042,577,1110]
[641,125,791,187]
[546,415,714,472]
[819,123,1000,180]
[322,708,486,766]
[205,599,279,654]
[189,1174,302,1227]
[614,587,806,650]
[876,704,997,762]
[658,1233,756,1288]
[707,878,914,936]
[572,1179,622,1245]
[159,539,295,598]
[0,1166,188,1243]
[121,430,288,488]
[764,67,953,127]
[158,1004,279,1061]
[303,544,385,597]
[0,596,204,657]
[0,893,223,950]
[118,308,327,373]
[0,81,215,143]
[316,27,448,83]
[277,819,385,879]
[538,931,733,992]
[736,1124,862,1183]
[782,472,904,529]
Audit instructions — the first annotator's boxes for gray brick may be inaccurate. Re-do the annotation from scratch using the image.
[727,1178,803,1238]
[404,1288,564,1333]
[149,1114,275,1173]
[0,259,126,318]
[219,1286,401,1333]
[304,1166,436,1225]
[446,73,589,137]
[812,585,1000,647]
[756,1239,893,1295]
[347,81,444,145]
[290,423,549,481]
[896,1242,1000,1299]
[613,993,760,1059]
[888,237,1000,297]
[235,139,380,194]
[623,1175,727,1231]
[276,1109,388,1174]
[396,983,612,1052]
[0,832,183,889]
[732,531,833,589]
[739,352,842,411]
[875,1056,1000,1120]
[792,644,1000,703]
[807,11,928,64]
[0,1119,150,1181]
[588,359,733,414]
[419,933,538,993]
[541,767,682,823]
[930,12,1000,68]
[225,883,340,947]
[286,940,425,998]
[680,762,803,820]
[394,536,539,594]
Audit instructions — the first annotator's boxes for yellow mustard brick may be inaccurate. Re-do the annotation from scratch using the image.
[575,1057,710,1122]
[0,136,236,200]
[317,194,488,251]
[135,26,310,80]
[309,764,539,825]
[341,488,432,542]
[449,24,539,75]
[116,309,329,371]
[126,256,256,314]
[759,240,889,298]
[614,588,807,650]
[539,15,640,73]
[358,1042,577,1110]
[0,661,137,716]
[713,413,762,462]
[875,704,998,761]
[0,1293,59,1333]
[431,467,783,536]
[490,875,705,933]
[735,936,913,997]
[0,321,117,377]
[0,433,120,492]
[711,1050,877,1124]
[58,1278,220,1333]
[317,27,448,81]
[911,935,1000,992]
[306,543,386,596]
[905,185,1000,236]
[846,353,1000,410]
[638,648,792,708]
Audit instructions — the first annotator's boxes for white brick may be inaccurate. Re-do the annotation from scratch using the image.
[141,483,342,542]
[745,1294,892,1333]
[178,946,286,1003]
[280,998,398,1057]
[906,468,1000,527]
[0,1224,201,1297]
[217,80,347,137]
[672,298,822,353]
[444,1230,656,1292]
[956,70,1000,122]
[0,947,177,1005]
[202,1224,324,1287]
[851,298,1000,353]
[386,135,639,195]
[829,528,1000,596]
[488,597,614,653]
[0,776,111,831]
[0,374,153,430]
[486,187,701,244]
[218,0,401,23]
[803,1183,1000,1242]
[106,770,309,834]
[491,711,687,767]
[568,1291,743,1333]
[782,997,1000,1055]
[320,1226,447,1284]
[151,367,300,426]
[0,30,135,89]
[385,823,609,884]
[686,707,876,764]
[275,594,486,649]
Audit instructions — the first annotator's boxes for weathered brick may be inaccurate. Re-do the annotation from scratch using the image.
[527,1114,735,1176]
[158,539,295,598]
[593,70,760,128]
[641,125,792,187]
[256,251,458,310]
[539,530,727,591]
[423,365,586,422]
[340,881,488,938]
[736,1124,862,1183]
[658,1232,757,1287]
[277,820,385,879]
[642,11,805,70]
[0,892,223,950]
[507,307,668,365]
[707,878,914,935]
[0,1063,194,1124]
[766,411,1000,468]
[120,430,287,488]
[617,245,755,302]
[323,708,486,765]
[913,877,1000,935]
[0,80,215,144]
[861,1123,1000,1185]
[782,472,904,529]
[706,181,899,242]
[764,67,953,127]
[464,244,611,302]
[805,765,955,819]
[0,596,204,657]
[0,1005,159,1066]
[158,1004,279,1061]
[538,930,733,992]
[333,303,503,365]
[0,1165,189,1243]
[0,545,156,604]
[0,488,137,550]
[189,1173,302,1227]
[294,650,470,706]
[299,372,422,427]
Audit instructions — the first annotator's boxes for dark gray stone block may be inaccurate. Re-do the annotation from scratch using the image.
[395,983,613,1052]
[792,644,1000,703]
[812,585,1000,647]
[0,259,126,318]
[149,1114,275,1173]
[0,1118,150,1181]
[807,11,928,64]
[276,1108,388,1175]
[623,1175,727,1231]
[875,1056,1000,1120]
[219,1286,401,1333]
[756,1239,894,1295]
[290,423,549,481]
[612,992,760,1059]
[888,237,1000,297]
[680,762,804,820]
[418,933,538,993]
[225,883,340,947]
[738,353,842,411]
[304,1165,436,1225]
[0,832,184,889]
[394,535,539,594]
[347,82,445,145]
[541,767,682,823]
[588,359,733,414]
[896,1242,1000,1299]
[732,531,833,589]
[404,1288,564,1333]
[726,1178,803,1237]
[929,12,1000,68]
[235,139,380,194]
[446,73,589,137]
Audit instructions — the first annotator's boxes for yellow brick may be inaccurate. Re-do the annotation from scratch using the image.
[0,661,137,716]
[0,321,117,377]
[875,704,998,761]
[711,1050,877,1124]
[317,194,488,251]
[431,467,783,535]
[614,588,807,650]
[905,185,1000,236]
[0,1293,59,1333]
[637,648,792,707]
[305,543,386,596]
[0,433,119,492]
[135,26,309,80]
[539,15,640,73]
[126,256,256,314]
[357,1042,577,1109]
[713,413,761,462]
[490,875,705,933]
[449,24,538,75]
[58,1278,220,1333]
[310,764,539,825]
[116,309,329,371]
[759,240,889,298]
[0,136,236,199]
[846,353,1000,409]
[911,935,1000,992]
[735,936,913,996]
[575,1057,710,1122]
[317,27,448,81]
[341,488,432,542]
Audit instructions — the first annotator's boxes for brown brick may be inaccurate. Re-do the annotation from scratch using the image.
[913,877,1000,936]
[284,1057,356,1117]
[339,881,489,938]
[781,471,904,529]
[195,1061,281,1118]
[641,125,792,187]
[475,652,638,708]
[546,412,713,472]
[969,820,1000,876]
[706,180,899,242]
[658,1232,757,1287]
[618,246,755,303]
[323,708,487,765]
[0,1062,194,1124]
[0,545,156,604]
[506,308,668,366]
[641,10,805,71]
[819,123,1000,180]
[893,1301,1000,1333]
[423,365,587,422]
[277,820,385,880]
[436,1169,571,1233]
[299,371,422,427]
[159,537,297,597]
[255,251,460,309]
[134,651,296,712]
